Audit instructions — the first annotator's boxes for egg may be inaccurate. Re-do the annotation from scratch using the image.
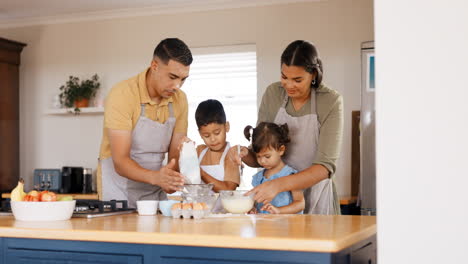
[192,202,205,210]
[182,203,192,210]
[171,203,182,210]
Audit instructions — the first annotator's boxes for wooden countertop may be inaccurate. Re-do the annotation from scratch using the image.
[2,193,356,205]
[1,193,99,200]
[0,214,376,253]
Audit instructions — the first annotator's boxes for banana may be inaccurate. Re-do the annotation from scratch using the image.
[11,178,26,201]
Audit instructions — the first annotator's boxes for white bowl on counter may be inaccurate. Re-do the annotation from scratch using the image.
[136,200,159,216]
[220,190,254,214]
[11,200,76,221]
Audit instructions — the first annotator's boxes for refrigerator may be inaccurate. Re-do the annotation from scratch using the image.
[359,41,376,215]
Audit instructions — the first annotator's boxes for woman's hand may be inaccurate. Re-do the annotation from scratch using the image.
[227,145,249,166]
[246,180,281,205]
[261,203,280,214]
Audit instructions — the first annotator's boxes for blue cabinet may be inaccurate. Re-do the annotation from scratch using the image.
[0,236,376,264]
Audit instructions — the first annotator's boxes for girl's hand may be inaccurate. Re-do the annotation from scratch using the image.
[227,145,248,166]
[245,180,280,205]
[261,203,280,214]
[248,207,257,214]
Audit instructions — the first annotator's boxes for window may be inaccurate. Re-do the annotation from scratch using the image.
[184,44,258,189]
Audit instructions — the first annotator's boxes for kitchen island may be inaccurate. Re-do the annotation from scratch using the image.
[0,214,376,264]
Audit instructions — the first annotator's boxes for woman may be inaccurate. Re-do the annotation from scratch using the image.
[236,40,343,214]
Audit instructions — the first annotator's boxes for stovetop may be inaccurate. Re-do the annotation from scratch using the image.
[73,199,136,218]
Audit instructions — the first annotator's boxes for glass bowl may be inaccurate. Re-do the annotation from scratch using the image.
[219,190,254,214]
[182,183,214,196]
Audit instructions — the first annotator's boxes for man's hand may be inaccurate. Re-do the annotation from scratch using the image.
[156,159,185,193]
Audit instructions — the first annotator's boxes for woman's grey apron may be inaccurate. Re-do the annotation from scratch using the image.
[199,142,230,213]
[101,103,175,208]
[273,90,338,214]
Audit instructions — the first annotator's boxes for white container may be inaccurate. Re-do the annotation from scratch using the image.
[11,200,76,221]
[220,190,254,214]
[136,200,158,216]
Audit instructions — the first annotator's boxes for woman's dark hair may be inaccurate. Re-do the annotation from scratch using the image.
[244,122,290,153]
[153,38,193,66]
[281,40,323,88]
[195,99,226,128]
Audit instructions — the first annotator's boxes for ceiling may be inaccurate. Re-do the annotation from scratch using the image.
[0,0,319,28]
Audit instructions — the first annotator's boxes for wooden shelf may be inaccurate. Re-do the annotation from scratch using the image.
[46,107,104,115]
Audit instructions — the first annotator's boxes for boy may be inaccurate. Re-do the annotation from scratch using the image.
[195,100,240,196]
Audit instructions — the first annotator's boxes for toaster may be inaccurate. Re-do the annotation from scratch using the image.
[33,169,62,192]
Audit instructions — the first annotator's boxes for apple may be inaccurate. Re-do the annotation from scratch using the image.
[27,190,40,201]
[59,196,73,201]
[41,191,57,202]
[23,194,39,202]
[38,190,48,201]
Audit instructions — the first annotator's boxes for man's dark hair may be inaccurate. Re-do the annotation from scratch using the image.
[195,99,226,128]
[153,38,193,66]
[281,40,323,88]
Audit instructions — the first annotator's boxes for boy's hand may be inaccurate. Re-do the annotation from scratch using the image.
[177,136,193,152]
[227,145,248,166]
[261,203,280,214]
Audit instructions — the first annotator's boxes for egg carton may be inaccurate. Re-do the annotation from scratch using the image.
[171,202,210,219]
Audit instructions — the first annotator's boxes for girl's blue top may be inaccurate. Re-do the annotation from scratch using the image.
[251,164,302,214]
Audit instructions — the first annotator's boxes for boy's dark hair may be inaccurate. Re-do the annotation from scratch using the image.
[153,38,193,66]
[281,40,323,89]
[195,99,226,128]
[244,122,290,153]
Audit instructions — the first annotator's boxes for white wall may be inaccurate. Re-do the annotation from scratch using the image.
[375,0,468,263]
[0,0,374,195]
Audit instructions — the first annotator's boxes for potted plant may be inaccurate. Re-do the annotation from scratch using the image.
[59,74,100,114]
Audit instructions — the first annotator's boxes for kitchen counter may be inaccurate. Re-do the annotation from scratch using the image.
[0,214,376,263]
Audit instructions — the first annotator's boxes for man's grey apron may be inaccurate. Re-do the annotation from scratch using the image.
[101,103,175,208]
[199,142,231,213]
[274,90,338,214]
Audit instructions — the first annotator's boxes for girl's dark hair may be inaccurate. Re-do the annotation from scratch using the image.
[153,38,193,66]
[195,99,226,128]
[244,122,290,153]
[281,40,323,88]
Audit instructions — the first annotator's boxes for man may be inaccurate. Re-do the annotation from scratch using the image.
[97,38,192,207]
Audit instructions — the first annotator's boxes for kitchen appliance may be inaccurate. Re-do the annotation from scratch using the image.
[73,200,135,218]
[33,169,61,192]
[82,168,93,194]
[359,41,376,215]
[61,166,83,193]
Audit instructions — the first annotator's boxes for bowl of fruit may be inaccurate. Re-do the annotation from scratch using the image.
[10,179,76,221]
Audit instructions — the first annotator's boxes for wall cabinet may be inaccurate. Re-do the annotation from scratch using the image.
[0,37,26,193]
